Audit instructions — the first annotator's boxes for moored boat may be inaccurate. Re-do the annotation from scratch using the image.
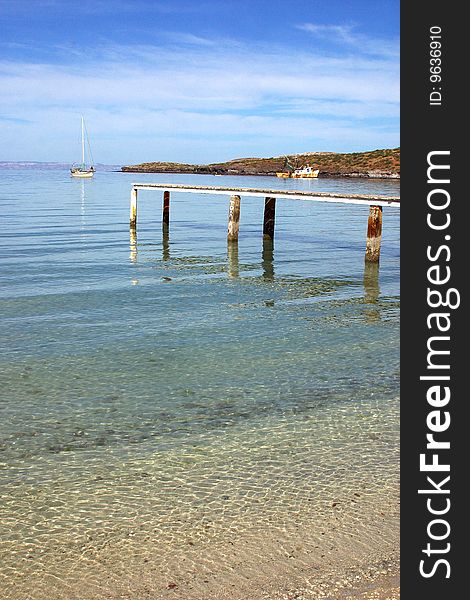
[291,165,319,178]
[70,165,95,178]
[71,116,95,178]
[276,156,319,178]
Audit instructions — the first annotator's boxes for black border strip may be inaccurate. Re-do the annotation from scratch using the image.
[401,4,464,597]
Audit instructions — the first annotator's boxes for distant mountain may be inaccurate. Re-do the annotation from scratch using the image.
[121,148,400,179]
[0,161,122,171]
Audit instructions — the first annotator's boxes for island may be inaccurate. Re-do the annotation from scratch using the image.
[121,148,400,179]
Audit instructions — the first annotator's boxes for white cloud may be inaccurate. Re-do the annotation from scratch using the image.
[297,22,399,59]
[0,33,399,163]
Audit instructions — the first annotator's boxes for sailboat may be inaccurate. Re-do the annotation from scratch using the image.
[70,116,95,178]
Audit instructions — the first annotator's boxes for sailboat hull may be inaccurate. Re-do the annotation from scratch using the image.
[71,170,94,178]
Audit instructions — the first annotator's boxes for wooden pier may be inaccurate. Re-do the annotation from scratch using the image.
[129,183,400,263]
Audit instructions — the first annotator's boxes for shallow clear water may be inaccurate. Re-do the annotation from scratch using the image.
[0,170,400,598]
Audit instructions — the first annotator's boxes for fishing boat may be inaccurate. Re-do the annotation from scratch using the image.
[70,116,95,178]
[291,164,319,178]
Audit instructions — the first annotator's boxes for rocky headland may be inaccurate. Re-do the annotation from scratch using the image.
[121,148,400,179]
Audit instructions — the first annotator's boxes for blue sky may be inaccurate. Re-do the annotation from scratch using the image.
[0,0,399,164]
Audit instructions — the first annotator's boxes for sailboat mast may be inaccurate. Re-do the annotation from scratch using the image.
[71,116,94,177]
[81,116,85,165]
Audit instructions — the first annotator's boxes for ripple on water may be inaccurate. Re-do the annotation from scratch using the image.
[0,170,400,598]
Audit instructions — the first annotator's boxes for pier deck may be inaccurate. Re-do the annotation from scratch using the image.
[129,183,400,263]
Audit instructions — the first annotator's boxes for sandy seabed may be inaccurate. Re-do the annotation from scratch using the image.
[2,494,399,599]
[2,408,399,600]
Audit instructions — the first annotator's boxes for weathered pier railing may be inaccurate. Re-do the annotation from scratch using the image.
[129,183,400,263]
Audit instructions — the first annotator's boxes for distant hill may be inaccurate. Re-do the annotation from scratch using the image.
[0,162,121,171]
[121,148,400,179]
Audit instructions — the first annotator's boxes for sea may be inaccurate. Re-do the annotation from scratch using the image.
[0,170,400,599]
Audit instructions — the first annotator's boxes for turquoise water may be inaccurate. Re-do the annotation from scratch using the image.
[0,170,400,598]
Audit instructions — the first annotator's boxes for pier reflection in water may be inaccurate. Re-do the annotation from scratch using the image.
[162,224,170,261]
[363,261,381,322]
[363,262,380,303]
[129,226,137,263]
[262,238,275,281]
[227,241,239,278]
[129,224,380,300]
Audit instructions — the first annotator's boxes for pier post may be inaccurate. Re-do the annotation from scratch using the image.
[130,187,138,227]
[263,197,276,241]
[227,195,241,241]
[365,205,383,263]
[163,191,170,226]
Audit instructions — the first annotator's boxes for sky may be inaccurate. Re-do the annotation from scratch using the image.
[0,0,400,165]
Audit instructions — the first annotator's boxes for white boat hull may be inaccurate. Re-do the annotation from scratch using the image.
[292,168,319,178]
[71,170,94,178]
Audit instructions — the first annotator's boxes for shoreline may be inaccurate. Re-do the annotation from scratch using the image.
[273,561,400,600]
[118,170,400,180]
[2,558,399,600]
[3,535,399,600]
[3,481,399,599]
